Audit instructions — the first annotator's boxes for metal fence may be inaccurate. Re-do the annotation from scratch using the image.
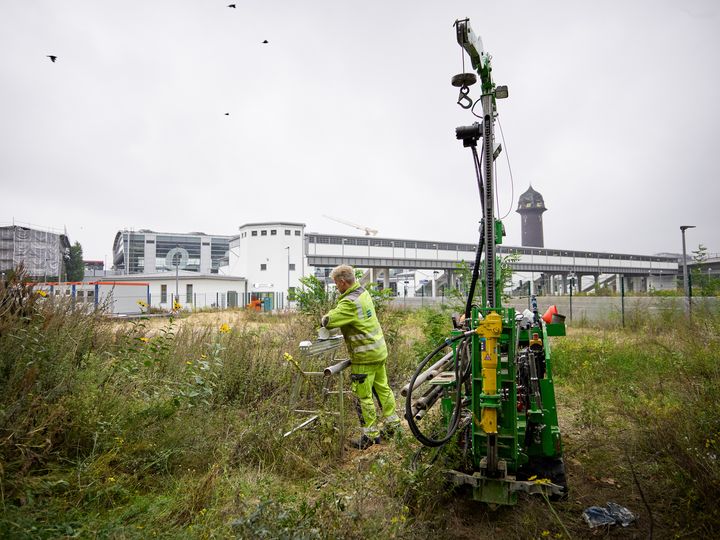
[388,295,719,323]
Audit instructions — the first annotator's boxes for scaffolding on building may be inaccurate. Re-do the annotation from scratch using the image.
[0,221,70,279]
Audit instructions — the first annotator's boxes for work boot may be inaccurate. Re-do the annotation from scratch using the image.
[380,423,402,439]
[353,434,381,450]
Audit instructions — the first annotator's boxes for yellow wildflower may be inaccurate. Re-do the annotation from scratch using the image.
[541,531,550,537]
[137,299,148,308]
[139,336,149,343]
[186,361,193,365]
[219,323,231,333]
[201,354,207,359]
[37,290,48,297]
[108,477,116,483]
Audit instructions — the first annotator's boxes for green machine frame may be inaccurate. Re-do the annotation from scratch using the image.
[404,18,568,506]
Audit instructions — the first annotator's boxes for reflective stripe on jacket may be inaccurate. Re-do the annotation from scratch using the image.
[324,282,387,364]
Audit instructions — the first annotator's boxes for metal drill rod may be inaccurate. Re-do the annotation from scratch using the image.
[400,351,453,397]
[324,358,351,376]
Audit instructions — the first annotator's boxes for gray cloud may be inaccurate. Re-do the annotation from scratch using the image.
[1,0,718,262]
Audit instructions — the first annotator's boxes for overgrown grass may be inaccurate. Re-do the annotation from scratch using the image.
[0,280,433,538]
[1,275,719,538]
[552,303,720,537]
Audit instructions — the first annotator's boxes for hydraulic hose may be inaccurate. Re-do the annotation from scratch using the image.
[405,331,473,447]
[464,231,484,321]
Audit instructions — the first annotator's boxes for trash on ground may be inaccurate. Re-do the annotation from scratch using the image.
[582,502,636,528]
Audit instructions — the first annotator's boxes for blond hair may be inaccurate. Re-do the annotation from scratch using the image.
[330,264,355,284]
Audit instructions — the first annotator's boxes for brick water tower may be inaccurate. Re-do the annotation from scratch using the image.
[516,185,547,247]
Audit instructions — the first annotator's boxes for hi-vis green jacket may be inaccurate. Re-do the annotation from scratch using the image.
[325,282,387,364]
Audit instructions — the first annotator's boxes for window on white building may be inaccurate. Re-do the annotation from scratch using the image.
[284,230,291,236]
[271,229,277,235]
[252,231,257,236]
[186,284,193,304]
[261,230,267,236]
[289,263,296,271]
[161,284,167,303]
[260,263,267,271]
[294,230,301,236]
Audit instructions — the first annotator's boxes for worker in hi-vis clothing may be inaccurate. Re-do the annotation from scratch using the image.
[321,265,401,449]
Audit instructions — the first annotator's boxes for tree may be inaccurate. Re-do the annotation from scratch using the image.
[447,251,521,312]
[66,242,84,282]
[691,243,719,297]
[295,274,334,320]
[295,270,393,321]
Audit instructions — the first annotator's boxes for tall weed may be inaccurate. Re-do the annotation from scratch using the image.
[553,303,720,535]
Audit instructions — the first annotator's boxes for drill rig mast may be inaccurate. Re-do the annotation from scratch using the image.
[403,18,568,506]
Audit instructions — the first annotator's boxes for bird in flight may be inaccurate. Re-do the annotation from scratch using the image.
[262,40,268,44]
[227,3,236,7]
[47,55,57,63]
[225,113,230,116]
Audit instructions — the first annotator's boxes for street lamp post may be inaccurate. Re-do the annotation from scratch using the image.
[174,244,180,305]
[568,272,576,321]
[681,225,696,314]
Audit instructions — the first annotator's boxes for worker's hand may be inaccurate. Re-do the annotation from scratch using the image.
[321,315,329,328]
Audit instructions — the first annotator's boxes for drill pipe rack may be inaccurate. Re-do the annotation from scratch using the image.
[284,335,352,458]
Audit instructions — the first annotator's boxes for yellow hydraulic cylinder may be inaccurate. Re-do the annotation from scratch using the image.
[476,311,503,434]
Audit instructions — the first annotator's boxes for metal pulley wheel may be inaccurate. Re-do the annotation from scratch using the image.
[451,72,477,87]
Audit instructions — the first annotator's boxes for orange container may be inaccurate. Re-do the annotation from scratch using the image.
[542,305,558,324]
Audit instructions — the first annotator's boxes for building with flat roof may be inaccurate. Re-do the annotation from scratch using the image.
[112,229,232,275]
[108,221,680,305]
[222,222,306,302]
[1,223,70,279]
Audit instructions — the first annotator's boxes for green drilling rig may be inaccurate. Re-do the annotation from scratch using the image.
[403,18,568,506]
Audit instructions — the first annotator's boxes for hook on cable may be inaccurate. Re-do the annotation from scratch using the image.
[457,85,473,109]
[452,72,476,110]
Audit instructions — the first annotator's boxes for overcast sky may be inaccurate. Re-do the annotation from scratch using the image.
[1,0,718,263]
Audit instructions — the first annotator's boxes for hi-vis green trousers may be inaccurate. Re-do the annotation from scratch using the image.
[350,361,400,438]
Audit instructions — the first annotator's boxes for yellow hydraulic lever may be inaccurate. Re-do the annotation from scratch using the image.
[476,311,503,434]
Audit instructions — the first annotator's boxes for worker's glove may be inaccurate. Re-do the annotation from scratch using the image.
[321,315,329,328]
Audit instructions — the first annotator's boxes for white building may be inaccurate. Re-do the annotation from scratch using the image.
[105,222,680,305]
[221,222,306,304]
[110,272,249,310]
[36,281,149,315]
[112,229,232,275]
